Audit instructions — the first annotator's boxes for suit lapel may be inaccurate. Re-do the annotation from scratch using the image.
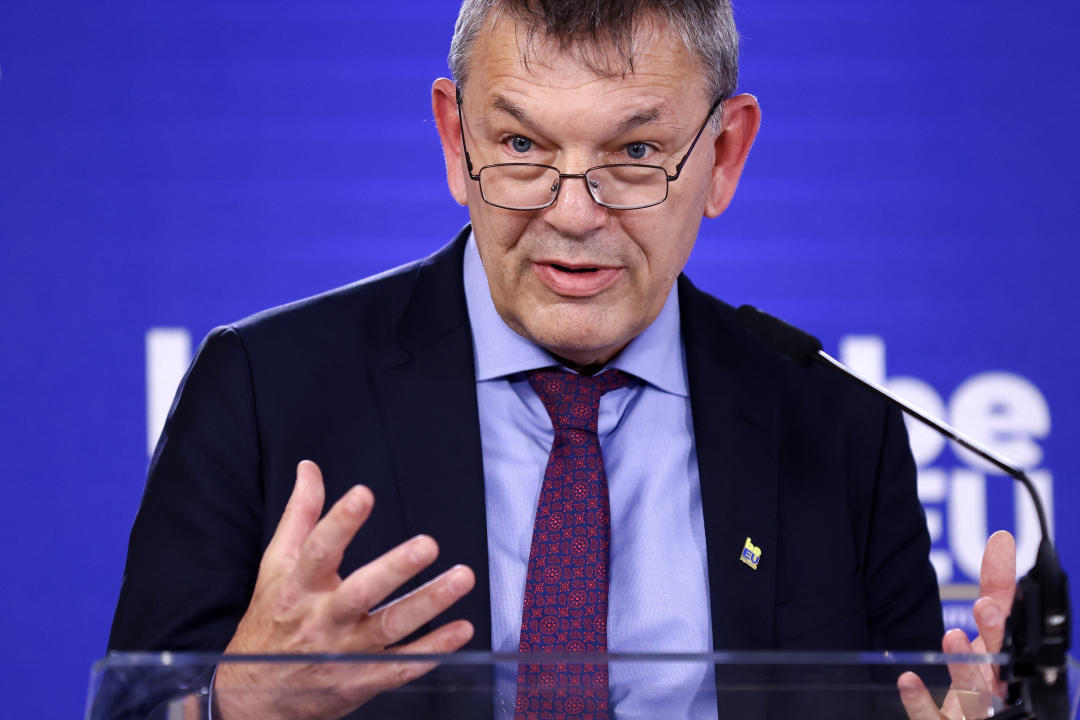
[372,228,492,652]
[679,276,778,652]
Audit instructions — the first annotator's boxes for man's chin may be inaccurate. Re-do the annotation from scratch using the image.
[503,303,641,368]
[531,333,629,371]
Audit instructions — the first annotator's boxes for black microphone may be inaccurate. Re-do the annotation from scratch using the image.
[735,304,1072,720]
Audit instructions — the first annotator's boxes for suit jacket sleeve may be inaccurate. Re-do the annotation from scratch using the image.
[863,405,944,650]
[109,326,265,652]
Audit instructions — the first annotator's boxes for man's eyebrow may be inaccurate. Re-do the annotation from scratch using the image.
[490,95,533,127]
[614,106,667,135]
[488,95,669,136]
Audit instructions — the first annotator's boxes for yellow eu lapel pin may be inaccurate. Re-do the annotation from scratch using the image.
[740,537,762,570]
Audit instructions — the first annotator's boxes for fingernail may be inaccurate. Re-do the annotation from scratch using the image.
[983,604,1003,627]
[408,535,435,564]
[345,486,365,512]
[448,566,470,594]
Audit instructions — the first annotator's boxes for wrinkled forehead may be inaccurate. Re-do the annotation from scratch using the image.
[465,8,709,98]
[473,10,699,84]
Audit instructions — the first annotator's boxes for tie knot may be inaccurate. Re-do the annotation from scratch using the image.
[526,368,634,433]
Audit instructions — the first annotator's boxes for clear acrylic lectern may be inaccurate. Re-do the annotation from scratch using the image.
[87,651,1080,719]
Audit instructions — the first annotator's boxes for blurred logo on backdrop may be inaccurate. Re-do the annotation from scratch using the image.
[145,328,1053,633]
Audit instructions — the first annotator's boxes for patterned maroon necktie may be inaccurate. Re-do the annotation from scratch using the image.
[515,368,634,720]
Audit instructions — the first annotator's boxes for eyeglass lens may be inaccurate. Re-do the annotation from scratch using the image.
[478,164,669,211]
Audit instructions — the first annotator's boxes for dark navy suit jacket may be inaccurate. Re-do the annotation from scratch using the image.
[108,227,943,718]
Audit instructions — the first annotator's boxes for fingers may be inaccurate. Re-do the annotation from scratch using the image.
[389,619,475,656]
[942,628,996,720]
[221,460,475,720]
[293,483,375,590]
[265,460,327,562]
[980,530,1016,596]
[327,535,440,624]
[359,565,475,648]
[347,621,477,707]
[381,620,475,680]
[907,532,1016,720]
[898,672,946,720]
[977,530,1016,653]
[972,595,1007,657]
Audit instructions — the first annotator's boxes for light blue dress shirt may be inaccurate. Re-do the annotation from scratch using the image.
[463,235,718,719]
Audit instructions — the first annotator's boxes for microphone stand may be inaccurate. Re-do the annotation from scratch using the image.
[736,306,1072,720]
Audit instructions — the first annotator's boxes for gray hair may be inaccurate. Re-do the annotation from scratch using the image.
[448,0,739,110]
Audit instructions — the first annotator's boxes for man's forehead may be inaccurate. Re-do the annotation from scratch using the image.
[464,12,708,115]
[466,11,707,99]
[487,91,674,136]
[487,8,651,74]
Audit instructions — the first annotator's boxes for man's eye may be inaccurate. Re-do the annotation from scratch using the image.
[626,142,650,160]
[510,136,533,153]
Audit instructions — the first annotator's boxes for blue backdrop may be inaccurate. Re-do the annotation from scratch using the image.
[1,2,1077,718]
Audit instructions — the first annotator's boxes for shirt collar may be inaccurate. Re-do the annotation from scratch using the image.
[463,231,689,397]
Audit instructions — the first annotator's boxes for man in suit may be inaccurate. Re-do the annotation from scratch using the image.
[109,1,1015,718]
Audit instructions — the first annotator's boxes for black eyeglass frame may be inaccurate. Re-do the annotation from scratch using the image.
[455,87,724,211]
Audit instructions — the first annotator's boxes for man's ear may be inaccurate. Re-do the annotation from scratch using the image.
[704,93,761,218]
[432,77,469,206]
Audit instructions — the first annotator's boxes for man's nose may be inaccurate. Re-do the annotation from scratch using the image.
[542,172,608,237]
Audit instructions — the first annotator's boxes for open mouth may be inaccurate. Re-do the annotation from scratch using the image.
[533,261,623,296]
[551,263,599,274]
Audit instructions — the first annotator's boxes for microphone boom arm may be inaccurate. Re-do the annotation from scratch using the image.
[813,350,1051,540]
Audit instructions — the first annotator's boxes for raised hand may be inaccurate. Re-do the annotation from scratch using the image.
[213,461,476,720]
[898,531,1016,719]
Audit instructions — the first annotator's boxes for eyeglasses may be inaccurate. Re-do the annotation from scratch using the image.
[455,87,723,211]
